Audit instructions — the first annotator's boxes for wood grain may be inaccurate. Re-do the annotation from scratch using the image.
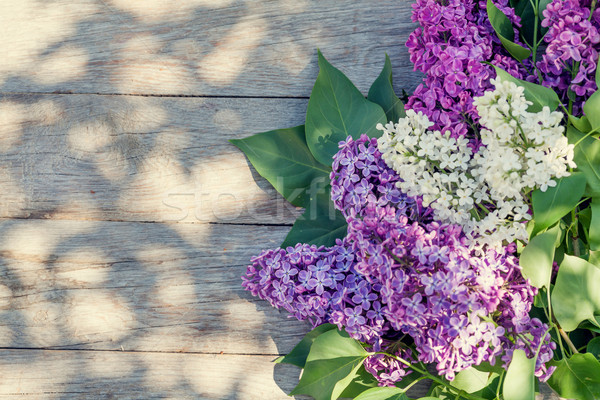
[0,218,312,355]
[0,0,421,97]
[0,349,306,399]
[0,93,306,224]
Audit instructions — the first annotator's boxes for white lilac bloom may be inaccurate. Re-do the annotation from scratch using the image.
[377,78,575,250]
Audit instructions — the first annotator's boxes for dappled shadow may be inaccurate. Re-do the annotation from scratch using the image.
[0,0,419,398]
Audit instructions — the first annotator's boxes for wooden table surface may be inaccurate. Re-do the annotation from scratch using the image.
[0,1,419,398]
[0,1,563,399]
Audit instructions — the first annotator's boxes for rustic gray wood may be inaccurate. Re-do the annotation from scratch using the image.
[0,94,305,224]
[0,349,306,399]
[0,0,420,97]
[0,219,312,354]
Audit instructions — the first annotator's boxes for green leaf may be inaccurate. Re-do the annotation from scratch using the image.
[569,114,592,133]
[368,54,406,123]
[492,66,561,112]
[568,126,600,196]
[590,250,600,267]
[487,0,531,61]
[580,317,600,333]
[584,91,600,134]
[354,387,408,400]
[339,366,379,398]
[502,349,535,400]
[290,329,368,400]
[520,224,562,288]
[281,189,347,248]
[531,172,586,236]
[552,254,600,331]
[305,50,388,165]
[230,125,330,208]
[590,199,600,251]
[427,385,453,400]
[547,353,600,400]
[587,336,600,359]
[451,366,494,394]
[516,0,551,46]
[275,323,337,367]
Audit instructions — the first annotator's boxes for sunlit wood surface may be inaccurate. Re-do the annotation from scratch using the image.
[0,1,561,399]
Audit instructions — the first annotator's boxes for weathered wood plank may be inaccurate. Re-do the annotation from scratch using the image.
[0,94,306,224]
[0,0,420,97]
[0,348,561,399]
[0,349,306,399]
[0,219,313,354]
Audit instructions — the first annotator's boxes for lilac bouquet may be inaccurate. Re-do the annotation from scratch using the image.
[233,1,600,399]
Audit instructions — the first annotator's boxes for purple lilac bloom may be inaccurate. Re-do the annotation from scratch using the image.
[345,202,554,380]
[330,134,422,220]
[242,239,394,346]
[405,0,529,137]
[538,0,600,115]
[243,140,556,385]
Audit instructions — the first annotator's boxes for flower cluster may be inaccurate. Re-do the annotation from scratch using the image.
[378,78,575,249]
[243,137,556,384]
[538,0,600,114]
[405,0,528,137]
[242,239,392,345]
[330,135,417,220]
[348,203,555,381]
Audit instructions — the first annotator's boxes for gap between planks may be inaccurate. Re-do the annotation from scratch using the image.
[0,346,282,357]
[1,91,310,100]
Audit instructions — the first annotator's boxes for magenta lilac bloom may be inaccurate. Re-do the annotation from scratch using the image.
[405,0,528,137]
[538,0,600,114]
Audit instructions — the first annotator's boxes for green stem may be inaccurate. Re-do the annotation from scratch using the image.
[559,328,580,354]
[401,376,426,392]
[382,353,489,400]
[571,209,580,257]
[532,0,544,83]
[590,0,598,21]
[573,127,600,148]
[554,325,567,358]
[496,369,506,400]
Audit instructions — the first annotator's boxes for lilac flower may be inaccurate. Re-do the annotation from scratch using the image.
[405,0,529,138]
[330,134,420,220]
[537,0,600,114]
[243,141,555,385]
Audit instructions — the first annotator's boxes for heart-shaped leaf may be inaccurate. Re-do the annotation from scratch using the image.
[487,0,531,61]
[290,329,368,400]
[281,189,347,248]
[275,323,337,367]
[520,224,562,288]
[492,66,561,112]
[368,54,406,123]
[230,125,331,208]
[502,349,535,400]
[552,255,600,331]
[547,353,600,400]
[306,50,387,165]
[531,172,586,236]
